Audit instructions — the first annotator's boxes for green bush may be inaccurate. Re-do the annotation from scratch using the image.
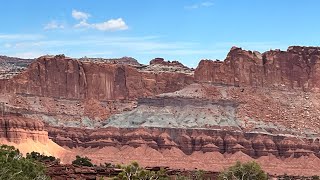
[72,155,93,167]
[26,151,58,163]
[218,161,267,180]
[114,161,169,180]
[0,144,50,180]
[174,170,207,180]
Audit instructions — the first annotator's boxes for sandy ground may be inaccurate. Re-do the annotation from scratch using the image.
[0,138,68,162]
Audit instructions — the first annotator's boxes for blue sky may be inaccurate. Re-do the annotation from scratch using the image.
[0,0,319,67]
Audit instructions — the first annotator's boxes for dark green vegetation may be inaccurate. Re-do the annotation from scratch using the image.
[0,145,50,180]
[218,161,267,180]
[26,151,58,163]
[113,161,169,180]
[112,162,209,180]
[174,170,207,180]
[0,146,317,180]
[72,155,94,167]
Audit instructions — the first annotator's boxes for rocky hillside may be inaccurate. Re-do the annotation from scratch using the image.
[0,56,33,79]
[0,46,320,176]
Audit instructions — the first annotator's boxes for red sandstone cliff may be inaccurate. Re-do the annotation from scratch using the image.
[150,58,187,68]
[0,113,47,143]
[0,113,66,157]
[195,46,320,91]
[0,55,194,100]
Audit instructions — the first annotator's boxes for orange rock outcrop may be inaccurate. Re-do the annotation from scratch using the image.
[195,46,320,91]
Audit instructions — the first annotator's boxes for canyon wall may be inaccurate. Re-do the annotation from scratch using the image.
[1,46,320,176]
[195,46,320,91]
[0,55,194,100]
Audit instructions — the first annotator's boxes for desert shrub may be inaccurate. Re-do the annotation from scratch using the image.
[175,174,190,180]
[0,144,50,180]
[173,170,207,180]
[26,151,58,163]
[114,161,169,180]
[72,155,93,167]
[218,161,267,180]
[193,170,206,180]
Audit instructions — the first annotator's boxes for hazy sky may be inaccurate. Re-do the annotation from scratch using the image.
[0,0,319,67]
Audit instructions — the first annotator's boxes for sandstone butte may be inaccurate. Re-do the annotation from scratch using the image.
[0,46,320,177]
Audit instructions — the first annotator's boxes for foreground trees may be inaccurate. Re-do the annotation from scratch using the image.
[218,161,267,180]
[114,161,169,180]
[0,146,294,180]
[113,161,267,180]
[26,151,58,163]
[72,155,94,167]
[0,145,49,180]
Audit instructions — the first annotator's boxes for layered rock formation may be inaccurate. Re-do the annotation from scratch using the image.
[0,113,48,143]
[1,46,320,176]
[47,126,320,159]
[195,46,320,91]
[139,58,194,74]
[0,55,193,100]
[150,58,187,67]
[52,127,320,176]
[0,112,66,158]
[0,55,194,126]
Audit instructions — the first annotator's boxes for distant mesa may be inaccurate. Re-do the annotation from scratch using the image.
[78,56,141,66]
[150,57,187,68]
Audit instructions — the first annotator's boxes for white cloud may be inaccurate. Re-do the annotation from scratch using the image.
[44,21,65,30]
[185,1,214,9]
[72,10,90,20]
[74,18,128,31]
[74,20,90,28]
[91,18,128,31]
[72,10,128,31]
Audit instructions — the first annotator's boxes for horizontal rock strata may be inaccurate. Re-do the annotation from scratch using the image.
[195,46,320,91]
[47,126,320,158]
